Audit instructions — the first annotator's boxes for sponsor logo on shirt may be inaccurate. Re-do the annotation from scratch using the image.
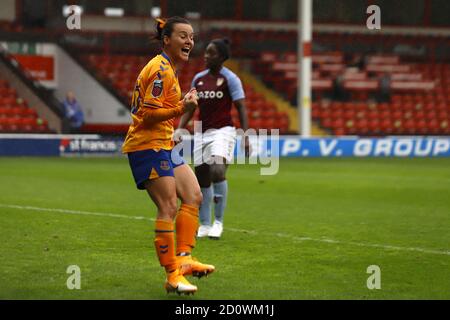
[198,90,224,99]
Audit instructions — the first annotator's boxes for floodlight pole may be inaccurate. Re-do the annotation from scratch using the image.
[297,0,312,137]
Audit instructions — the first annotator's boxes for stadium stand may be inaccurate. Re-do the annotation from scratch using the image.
[0,78,50,133]
[79,53,291,134]
[284,57,449,135]
[1,8,449,137]
[218,28,450,136]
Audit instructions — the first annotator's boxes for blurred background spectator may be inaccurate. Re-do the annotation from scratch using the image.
[63,91,84,133]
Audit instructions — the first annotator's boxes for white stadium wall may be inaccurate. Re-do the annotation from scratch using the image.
[79,15,155,32]
[54,45,131,124]
[0,0,15,21]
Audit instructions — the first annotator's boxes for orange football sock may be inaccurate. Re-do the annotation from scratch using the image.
[154,219,178,273]
[175,204,199,255]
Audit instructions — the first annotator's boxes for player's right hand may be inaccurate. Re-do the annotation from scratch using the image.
[183,88,198,113]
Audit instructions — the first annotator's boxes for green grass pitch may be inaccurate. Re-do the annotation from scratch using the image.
[0,157,449,299]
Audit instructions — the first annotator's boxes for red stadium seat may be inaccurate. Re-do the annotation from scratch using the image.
[368,119,380,135]
[426,111,437,121]
[312,106,320,119]
[320,108,331,120]
[233,117,241,129]
[321,113,332,124]
[249,119,262,130]
[343,109,355,120]
[22,108,38,119]
[404,119,416,134]
[330,109,343,120]
[4,117,20,132]
[0,97,16,107]
[260,110,276,119]
[414,110,425,120]
[440,120,449,134]
[35,119,49,133]
[427,119,440,135]
[379,110,390,120]
[331,118,344,131]
[10,107,24,118]
[437,111,448,121]
[416,119,427,135]
[392,120,404,135]
[17,118,34,132]
[380,119,393,134]
[334,126,346,136]
[392,110,403,120]
[0,79,9,88]
[261,118,275,130]
[355,119,369,135]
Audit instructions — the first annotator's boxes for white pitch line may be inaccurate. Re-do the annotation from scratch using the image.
[1,203,450,257]
[0,204,153,222]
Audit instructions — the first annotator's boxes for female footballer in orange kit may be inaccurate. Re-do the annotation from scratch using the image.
[122,17,214,295]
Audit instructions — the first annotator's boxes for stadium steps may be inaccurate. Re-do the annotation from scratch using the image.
[225,59,327,136]
[0,51,62,133]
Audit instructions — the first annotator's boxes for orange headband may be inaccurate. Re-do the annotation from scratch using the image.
[156,18,166,29]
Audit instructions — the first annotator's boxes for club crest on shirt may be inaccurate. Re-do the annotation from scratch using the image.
[160,160,170,171]
[151,79,163,98]
[216,78,224,86]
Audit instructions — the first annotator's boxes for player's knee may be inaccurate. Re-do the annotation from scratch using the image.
[194,188,203,206]
[159,199,178,220]
[184,188,202,207]
[176,182,202,207]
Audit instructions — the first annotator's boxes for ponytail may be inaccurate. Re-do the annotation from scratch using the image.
[153,16,191,45]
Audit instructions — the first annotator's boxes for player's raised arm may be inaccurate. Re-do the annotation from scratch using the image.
[142,104,185,126]
[142,87,198,126]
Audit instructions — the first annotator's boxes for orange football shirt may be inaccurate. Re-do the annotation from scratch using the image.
[122,52,182,153]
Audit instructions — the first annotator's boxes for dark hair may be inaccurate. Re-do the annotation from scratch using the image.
[210,38,231,62]
[154,16,191,44]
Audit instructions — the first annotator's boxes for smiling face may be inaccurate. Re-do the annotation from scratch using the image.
[204,43,223,71]
[163,23,194,65]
